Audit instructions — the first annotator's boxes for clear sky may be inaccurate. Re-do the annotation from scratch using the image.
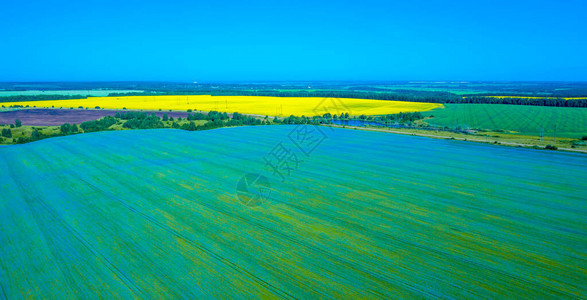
[1,0,586,82]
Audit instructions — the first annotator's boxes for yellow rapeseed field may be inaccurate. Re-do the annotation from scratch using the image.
[2,95,442,116]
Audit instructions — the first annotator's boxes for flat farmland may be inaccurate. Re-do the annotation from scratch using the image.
[0,126,585,298]
[426,104,587,138]
[1,95,443,117]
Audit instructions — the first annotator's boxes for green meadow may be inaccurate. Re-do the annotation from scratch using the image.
[425,104,587,138]
[0,126,585,298]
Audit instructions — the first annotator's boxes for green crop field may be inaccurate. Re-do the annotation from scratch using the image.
[0,126,585,298]
[425,104,587,138]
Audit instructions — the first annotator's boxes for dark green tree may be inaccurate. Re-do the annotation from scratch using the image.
[188,121,197,131]
[31,129,41,140]
[60,123,72,134]
[1,128,12,138]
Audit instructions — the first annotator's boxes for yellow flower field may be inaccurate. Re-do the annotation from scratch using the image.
[3,95,443,116]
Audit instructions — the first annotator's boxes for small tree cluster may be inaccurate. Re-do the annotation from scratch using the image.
[1,128,12,138]
[81,116,117,132]
[60,123,79,134]
[123,114,164,129]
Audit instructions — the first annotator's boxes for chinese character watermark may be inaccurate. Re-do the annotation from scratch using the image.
[235,97,352,207]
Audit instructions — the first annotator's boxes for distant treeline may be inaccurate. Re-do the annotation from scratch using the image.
[80,116,118,132]
[456,97,587,107]
[371,112,425,123]
[0,95,85,102]
[115,111,268,131]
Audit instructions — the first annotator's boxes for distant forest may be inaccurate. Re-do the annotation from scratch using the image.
[1,81,587,107]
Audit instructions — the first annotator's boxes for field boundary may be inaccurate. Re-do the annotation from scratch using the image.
[323,124,587,154]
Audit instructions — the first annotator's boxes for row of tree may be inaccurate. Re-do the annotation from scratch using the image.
[80,116,117,132]
[278,115,331,125]
[0,95,83,103]
[123,114,164,129]
[313,111,424,124]
[456,96,587,107]
[60,123,79,134]
[178,112,266,131]
[372,112,425,123]
[321,113,350,119]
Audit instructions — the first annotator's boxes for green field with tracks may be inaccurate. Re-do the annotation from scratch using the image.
[426,104,587,138]
[0,126,585,298]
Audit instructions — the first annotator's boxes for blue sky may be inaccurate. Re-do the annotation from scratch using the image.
[1,0,586,81]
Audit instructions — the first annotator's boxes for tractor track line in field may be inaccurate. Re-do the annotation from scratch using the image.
[49,140,296,299]
[44,134,566,298]
[3,154,146,299]
[49,137,441,298]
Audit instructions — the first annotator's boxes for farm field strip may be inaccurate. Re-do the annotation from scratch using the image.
[0,126,585,298]
[426,104,587,138]
[475,96,587,100]
[0,95,443,117]
[0,109,191,126]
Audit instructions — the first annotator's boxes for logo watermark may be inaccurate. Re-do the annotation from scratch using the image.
[236,173,272,207]
[235,97,351,207]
